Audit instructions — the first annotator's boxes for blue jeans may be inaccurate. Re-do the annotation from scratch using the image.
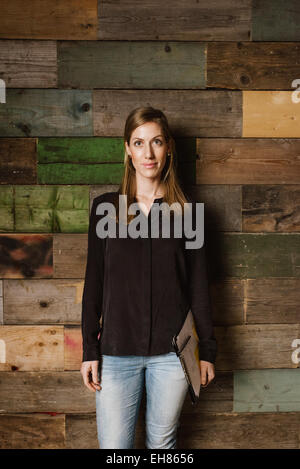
[95,352,189,449]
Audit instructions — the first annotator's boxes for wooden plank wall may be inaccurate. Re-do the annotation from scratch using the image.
[0,0,300,449]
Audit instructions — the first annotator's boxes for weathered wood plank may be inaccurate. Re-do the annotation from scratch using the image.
[38,162,124,185]
[243,91,300,138]
[0,326,64,371]
[93,90,242,137]
[207,233,300,278]
[0,186,13,231]
[18,185,88,233]
[185,184,242,232]
[66,414,98,449]
[3,279,83,324]
[0,90,93,137]
[0,138,37,184]
[0,414,65,449]
[245,278,300,324]
[210,279,244,326]
[196,138,300,184]
[58,41,206,89]
[0,280,3,324]
[0,234,53,278]
[0,371,97,413]
[178,412,300,448]
[242,185,300,232]
[53,234,87,278]
[215,324,300,370]
[252,0,300,41]
[207,42,300,89]
[0,40,57,88]
[98,0,252,41]
[234,369,300,412]
[64,327,83,370]
[0,0,98,40]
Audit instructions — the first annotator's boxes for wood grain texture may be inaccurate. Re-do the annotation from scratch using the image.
[0,40,57,88]
[66,413,98,449]
[0,371,97,413]
[207,42,300,90]
[0,414,65,449]
[0,138,37,184]
[93,90,242,137]
[0,185,89,233]
[98,0,252,41]
[53,234,87,279]
[0,0,98,40]
[234,369,300,412]
[58,41,206,89]
[243,91,300,138]
[0,234,53,278]
[207,233,300,278]
[64,327,83,370]
[242,185,300,232]
[210,279,244,326]
[0,90,93,137]
[178,412,300,448]
[0,281,2,324]
[215,324,300,370]
[0,326,64,371]
[196,138,300,184]
[3,279,83,325]
[245,278,300,324]
[252,0,300,41]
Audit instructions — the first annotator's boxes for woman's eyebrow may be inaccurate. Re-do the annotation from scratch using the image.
[133,134,163,141]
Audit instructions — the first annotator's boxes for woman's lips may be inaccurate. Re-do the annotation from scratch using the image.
[143,163,157,168]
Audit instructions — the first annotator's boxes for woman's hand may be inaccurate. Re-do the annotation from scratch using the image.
[199,360,215,387]
[80,360,102,392]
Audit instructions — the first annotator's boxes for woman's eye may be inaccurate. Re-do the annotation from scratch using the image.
[134,141,141,146]
[155,139,162,145]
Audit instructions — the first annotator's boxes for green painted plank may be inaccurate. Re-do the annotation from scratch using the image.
[252,0,300,41]
[208,233,300,278]
[0,90,93,137]
[0,187,14,231]
[0,186,89,233]
[37,137,196,163]
[37,163,124,184]
[234,369,300,412]
[58,41,206,89]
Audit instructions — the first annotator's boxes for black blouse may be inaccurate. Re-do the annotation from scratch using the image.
[81,191,217,364]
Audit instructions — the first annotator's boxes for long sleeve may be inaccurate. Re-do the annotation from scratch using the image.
[81,197,105,362]
[184,202,217,364]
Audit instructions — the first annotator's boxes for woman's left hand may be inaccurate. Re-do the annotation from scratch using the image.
[199,360,215,387]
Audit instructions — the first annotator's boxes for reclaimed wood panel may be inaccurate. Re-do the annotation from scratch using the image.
[64,327,83,370]
[15,185,89,233]
[0,280,2,324]
[196,138,300,184]
[242,185,300,232]
[0,0,98,40]
[0,326,64,371]
[93,90,242,137]
[98,0,252,41]
[245,278,300,324]
[66,413,98,449]
[53,234,87,278]
[185,184,242,232]
[207,42,300,90]
[38,162,124,185]
[90,185,120,204]
[234,369,300,412]
[215,324,300,370]
[207,233,300,279]
[0,414,65,449]
[210,279,244,326]
[252,0,300,41]
[0,371,97,413]
[0,234,53,278]
[0,186,13,231]
[0,40,57,88]
[0,90,93,137]
[243,91,300,138]
[3,279,83,324]
[178,412,300,448]
[0,138,37,184]
[58,41,206,89]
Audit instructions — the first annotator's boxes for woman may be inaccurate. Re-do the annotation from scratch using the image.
[80,106,217,449]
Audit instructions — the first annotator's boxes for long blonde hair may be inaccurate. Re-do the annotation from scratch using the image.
[113,106,190,224]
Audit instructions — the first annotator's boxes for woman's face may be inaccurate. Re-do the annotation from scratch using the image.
[125,121,169,180]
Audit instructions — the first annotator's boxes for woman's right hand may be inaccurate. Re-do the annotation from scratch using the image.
[80,360,102,392]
